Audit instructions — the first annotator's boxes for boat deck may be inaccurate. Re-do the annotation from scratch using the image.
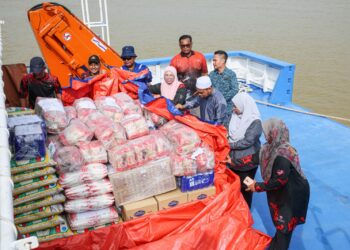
[252,100,350,250]
[141,51,350,249]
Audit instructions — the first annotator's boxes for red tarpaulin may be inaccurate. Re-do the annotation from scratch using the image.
[37,72,271,250]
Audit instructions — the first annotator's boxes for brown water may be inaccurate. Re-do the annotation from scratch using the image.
[1,0,349,125]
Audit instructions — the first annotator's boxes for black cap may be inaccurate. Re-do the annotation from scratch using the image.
[30,57,45,74]
[88,55,100,64]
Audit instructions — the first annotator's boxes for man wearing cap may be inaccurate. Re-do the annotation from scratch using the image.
[87,55,106,77]
[120,46,152,84]
[19,56,61,109]
[176,76,227,126]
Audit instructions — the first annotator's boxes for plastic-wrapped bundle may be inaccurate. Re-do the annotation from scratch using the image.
[85,111,113,133]
[109,157,176,205]
[113,92,142,115]
[14,204,64,224]
[78,140,107,164]
[121,114,149,140]
[144,109,168,128]
[73,97,97,122]
[14,193,66,215]
[13,183,63,207]
[12,166,56,183]
[64,194,115,213]
[194,146,215,173]
[59,163,108,188]
[7,114,46,147]
[59,119,93,146]
[171,154,197,176]
[131,135,158,164]
[14,124,46,161]
[16,215,65,234]
[64,179,112,199]
[46,134,63,157]
[95,96,124,123]
[6,107,35,116]
[13,175,58,196]
[54,146,84,174]
[18,218,73,243]
[131,133,172,165]
[108,143,137,171]
[11,151,56,175]
[108,133,172,172]
[64,106,77,122]
[171,146,215,176]
[160,121,201,155]
[67,207,118,231]
[35,97,68,134]
[95,123,127,150]
[151,131,173,157]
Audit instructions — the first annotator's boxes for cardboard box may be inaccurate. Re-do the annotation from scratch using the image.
[155,189,188,210]
[187,186,216,202]
[109,157,176,205]
[122,197,158,221]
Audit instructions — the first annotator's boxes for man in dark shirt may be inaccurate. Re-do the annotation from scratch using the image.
[19,57,61,108]
[170,35,208,94]
[209,50,239,114]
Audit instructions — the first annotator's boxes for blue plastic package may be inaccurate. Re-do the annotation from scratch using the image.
[14,123,46,161]
[7,114,47,148]
[176,170,214,192]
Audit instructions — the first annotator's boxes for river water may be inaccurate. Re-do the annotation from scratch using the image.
[1,0,349,125]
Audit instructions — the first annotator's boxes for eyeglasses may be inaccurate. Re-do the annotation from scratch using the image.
[180,44,191,48]
[122,57,133,61]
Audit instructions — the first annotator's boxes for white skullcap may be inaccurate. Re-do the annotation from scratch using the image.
[196,76,212,89]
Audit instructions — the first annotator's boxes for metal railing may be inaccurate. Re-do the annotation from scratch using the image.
[0,20,39,250]
[0,19,16,250]
[81,0,110,45]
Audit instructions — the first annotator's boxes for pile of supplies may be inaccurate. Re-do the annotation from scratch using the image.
[8,112,71,242]
[7,93,217,243]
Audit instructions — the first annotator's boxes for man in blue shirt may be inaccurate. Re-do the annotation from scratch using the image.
[120,46,152,84]
[209,50,239,115]
[176,76,227,126]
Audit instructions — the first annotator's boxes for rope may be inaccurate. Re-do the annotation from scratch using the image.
[255,99,350,122]
[237,82,350,122]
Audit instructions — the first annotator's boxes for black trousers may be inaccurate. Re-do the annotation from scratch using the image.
[269,230,293,250]
[232,167,257,208]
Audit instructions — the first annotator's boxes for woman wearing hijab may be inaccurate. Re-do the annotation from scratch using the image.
[228,92,262,208]
[246,118,310,250]
[149,66,187,105]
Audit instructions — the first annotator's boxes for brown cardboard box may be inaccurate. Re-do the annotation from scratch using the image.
[155,189,188,210]
[187,186,216,202]
[122,197,158,221]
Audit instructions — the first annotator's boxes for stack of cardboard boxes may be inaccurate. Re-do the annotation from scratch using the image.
[122,186,216,221]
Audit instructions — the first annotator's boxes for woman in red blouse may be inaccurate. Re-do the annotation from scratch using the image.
[246,118,310,250]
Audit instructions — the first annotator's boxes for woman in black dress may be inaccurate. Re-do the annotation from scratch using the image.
[246,118,310,250]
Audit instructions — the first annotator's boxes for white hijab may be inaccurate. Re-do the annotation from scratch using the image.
[228,92,261,143]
